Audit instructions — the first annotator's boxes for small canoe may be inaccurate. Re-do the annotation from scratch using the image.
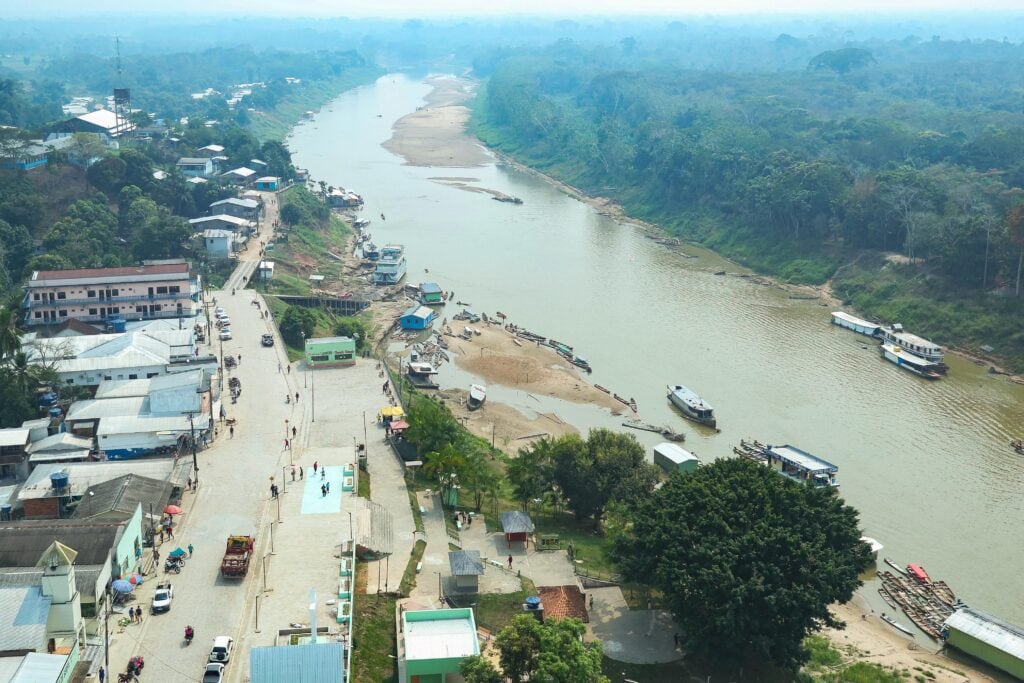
[881,614,915,637]
[884,558,907,575]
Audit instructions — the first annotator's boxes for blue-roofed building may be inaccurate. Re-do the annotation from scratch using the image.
[399,305,435,331]
[250,641,345,683]
[0,651,77,683]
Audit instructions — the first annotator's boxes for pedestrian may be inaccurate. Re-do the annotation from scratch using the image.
[313,461,318,474]
[295,391,299,402]
[590,594,595,609]
[186,477,192,491]
[284,438,289,450]
[507,554,513,569]
[292,426,297,438]
[291,466,296,481]
[237,354,241,365]
[229,425,235,438]
[673,633,679,647]
[278,362,282,373]
[287,365,291,374]
[188,543,194,558]
[167,526,174,540]
[270,484,276,498]
[153,549,160,563]
[159,529,164,543]
[137,608,143,625]
[326,481,330,493]
[321,468,326,480]
[99,666,105,683]
[299,467,304,480]
[321,484,327,497]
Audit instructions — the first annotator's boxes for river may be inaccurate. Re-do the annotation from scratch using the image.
[288,74,1024,626]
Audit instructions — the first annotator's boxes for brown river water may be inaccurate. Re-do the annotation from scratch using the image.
[288,74,1024,628]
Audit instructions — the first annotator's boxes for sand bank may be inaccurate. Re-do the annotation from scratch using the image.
[382,75,491,167]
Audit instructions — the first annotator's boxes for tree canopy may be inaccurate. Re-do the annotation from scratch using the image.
[614,458,872,668]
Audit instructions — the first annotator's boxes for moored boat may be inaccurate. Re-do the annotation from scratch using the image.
[884,558,908,575]
[881,613,916,637]
[879,324,946,371]
[861,536,884,562]
[906,563,931,583]
[667,384,717,428]
[880,343,942,379]
[831,311,881,337]
[468,384,486,410]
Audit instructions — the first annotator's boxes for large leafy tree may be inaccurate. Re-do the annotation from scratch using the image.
[278,306,317,347]
[404,396,461,457]
[461,614,608,683]
[614,458,872,668]
[508,437,556,511]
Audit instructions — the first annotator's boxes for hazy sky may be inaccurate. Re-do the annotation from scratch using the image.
[15,0,1024,17]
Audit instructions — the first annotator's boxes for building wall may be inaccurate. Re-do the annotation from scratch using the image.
[25,275,197,326]
[400,315,431,330]
[98,431,181,459]
[23,497,61,519]
[111,506,143,578]
[947,629,1024,680]
[306,340,356,368]
[58,363,167,388]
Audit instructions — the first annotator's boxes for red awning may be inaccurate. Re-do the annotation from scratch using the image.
[390,420,409,431]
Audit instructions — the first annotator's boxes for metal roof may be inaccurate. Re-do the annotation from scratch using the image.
[306,336,354,346]
[0,565,105,599]
[225,167,256,177]
[766,445,838,474]
[0,586,51,651]
[249,642,345,683]
[97,414,208,436]
[176,157,211,165]
[66,396,148,421]
[94,369,205,400]
[9,652,71,683]
[254,176,279,183]
[448,550,484,576]
[19,460,176,500]
[29,262,189,285]
[501,511,535,534]
[70,474,171,522]
[653,442,698,464]
[0,520,125,566]
[189,214,252,227]
[26,433,93,454]
[0,428,30,448]
[401,305,433,320]
[419,282,442,294]
[210,198,259,209]
[944,607,1024,662]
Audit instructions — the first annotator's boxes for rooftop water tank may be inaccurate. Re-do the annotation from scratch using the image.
[48,407,62,419]
[0,504,11,521]
[108,317,127,333]
[49,472,70,491]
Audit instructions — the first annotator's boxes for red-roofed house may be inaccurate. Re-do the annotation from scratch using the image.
[537,585,589,623]
[23,262,200,326]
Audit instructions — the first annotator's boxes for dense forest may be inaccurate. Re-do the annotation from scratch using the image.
[474,35,1024,369]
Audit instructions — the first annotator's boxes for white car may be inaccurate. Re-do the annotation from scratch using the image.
[215,307,225,316]
[209,635,234,663]
[150,581,173,613]
[219,330,232,341]
[202,663,225,683]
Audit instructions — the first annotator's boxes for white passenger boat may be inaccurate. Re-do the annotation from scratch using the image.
[880,343,942,379]
[468,384,486,410]
[831,311,881,337]
[666,385,716,428]
[879,324,944,366]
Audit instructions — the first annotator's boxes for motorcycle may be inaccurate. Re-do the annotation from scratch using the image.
[164,559,182,574]
[184,627,194,646]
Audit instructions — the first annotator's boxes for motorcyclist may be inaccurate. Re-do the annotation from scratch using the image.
[185,625,194,644]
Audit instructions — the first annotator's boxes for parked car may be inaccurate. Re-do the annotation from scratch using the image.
[209,636,234,663]
[202,663,225,683]
[215,307,225,316]
[151,581,173,613]
[261,334,274,347]
[219,330,232,341]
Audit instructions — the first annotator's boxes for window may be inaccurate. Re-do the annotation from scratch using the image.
[111,307,119,314]
[169,286,181,294]
[111,289,119,296]
[147,373,159,378]
[58,311,67,317]
[34,312,41,318]
[66,379,74,384]
[57,292,66,299]
[128,374,138,380]
[156,286,168,294]
[33,293,40,301]
[334,352,353,361]
[310,353,330,362]
[136,306,145,313]
[154,305,162,311]
[89,308,98,315]
[87,290,96,298]
[104,376,112,381]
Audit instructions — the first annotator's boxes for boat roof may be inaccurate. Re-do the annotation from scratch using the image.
[881,343,940,365]
[668,385,712,410]
[882,327,940,350]
[766,445,838,474]
[943,607,1024,662]
[831,311,879,328]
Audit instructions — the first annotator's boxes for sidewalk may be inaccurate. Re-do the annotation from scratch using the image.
[587,586,682,664]
[362,424,416,595]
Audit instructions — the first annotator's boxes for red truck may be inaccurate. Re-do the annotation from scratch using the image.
[220,535,255,578]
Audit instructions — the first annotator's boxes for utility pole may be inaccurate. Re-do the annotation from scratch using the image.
[311,362,315,423]
[188,412,199,484]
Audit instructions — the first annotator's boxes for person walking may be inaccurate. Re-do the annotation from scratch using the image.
[295,391,299,402]
[320,484,327,498]
[299,467,304,480]
[188,544,194,558]
[287,365,291,374]
[284,438,289,450]
[167,525,174,540]
[291,466,296,481]
[325,481,330,493]
[159,528,165,543]
[229,425,235,438]
[98,666,105,683]
[313,461,318,474]
[292,426,297,438]
[321,468,326,480]
[507,554,513,569]
[237,354,241,365]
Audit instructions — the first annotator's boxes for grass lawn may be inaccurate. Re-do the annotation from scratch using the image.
[537,514,618,579]
[399,540,427,597]
[351,562,398,683]
[448,577,537,633]
[358,468,371,498]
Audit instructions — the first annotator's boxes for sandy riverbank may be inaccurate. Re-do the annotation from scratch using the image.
[382,75,492,167]
[825,598,992,682]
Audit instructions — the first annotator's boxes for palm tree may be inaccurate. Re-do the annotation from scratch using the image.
[0,308,21,364]
[422,443,465,507]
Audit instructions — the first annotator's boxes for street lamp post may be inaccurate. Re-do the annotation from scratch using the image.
[276,491,281,523]
[270,520,276,554]
[301,332,307,388]
[188,412,199,484]
[311,359,315,423]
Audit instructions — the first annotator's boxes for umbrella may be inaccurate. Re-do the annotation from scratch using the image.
[390,419,409,431]
[128,574,143,585]
[111,579,133,593]
[168,547,187,558]
[164,504,183,515]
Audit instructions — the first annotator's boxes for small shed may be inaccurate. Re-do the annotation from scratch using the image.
[304,336,356,368]
[653,442,699,475]
[402,608,479,683]
[202,229,234,259]
[254,176,280,191]
[419,282,443,305]
[256,261,275,282]
[501,511,535,548]
[448,550,484,591]
[943,607,1024,680]
[400,305,435,331]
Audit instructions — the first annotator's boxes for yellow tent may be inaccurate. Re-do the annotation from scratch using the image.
[378,406,405,422]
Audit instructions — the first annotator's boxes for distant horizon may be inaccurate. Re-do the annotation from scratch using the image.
[9,0,1024,19]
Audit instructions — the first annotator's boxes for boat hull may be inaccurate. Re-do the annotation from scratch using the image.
[468,384,486,410]
[880,345,941,379]
[667,386,717,428]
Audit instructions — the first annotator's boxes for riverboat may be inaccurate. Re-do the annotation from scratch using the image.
[468,384,486,410]
[881,614,916,637]
[362,241,380,261]
[861,536,884,562]
[879,324,946,368]
[372,244,406,285]
[831,311,881,337]
[880,343,942,379]
[737,441,839,490]
[884,558,908,575]
[666,385,717,428]
[407,362,438,376]
[353,219,371,229]
[907,563,931,583]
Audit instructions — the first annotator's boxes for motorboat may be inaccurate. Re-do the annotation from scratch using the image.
[468,384,486,410]
[879,343,942,379]
[666,384,716,428]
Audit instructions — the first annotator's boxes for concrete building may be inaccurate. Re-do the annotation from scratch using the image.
[653,442,699,475]
[0,651,79,683]
[418,283,443,305]
[943,607,1024,680]
[23,262,200,327]
[254,176,280,191]
[176,157,215,178]
[0,428,31,482]
[26,434,94,470]
[209,197,260,221]
[399,305,435,331]
[448,550,484,592]
[305,337,357,368]
[223,167,256,185]
[401,608,479,683]
[188,215,254,234]
[53,110,134,139]
[202,229,235,259]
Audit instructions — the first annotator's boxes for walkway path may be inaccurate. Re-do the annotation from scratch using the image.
[587,586,681,664]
